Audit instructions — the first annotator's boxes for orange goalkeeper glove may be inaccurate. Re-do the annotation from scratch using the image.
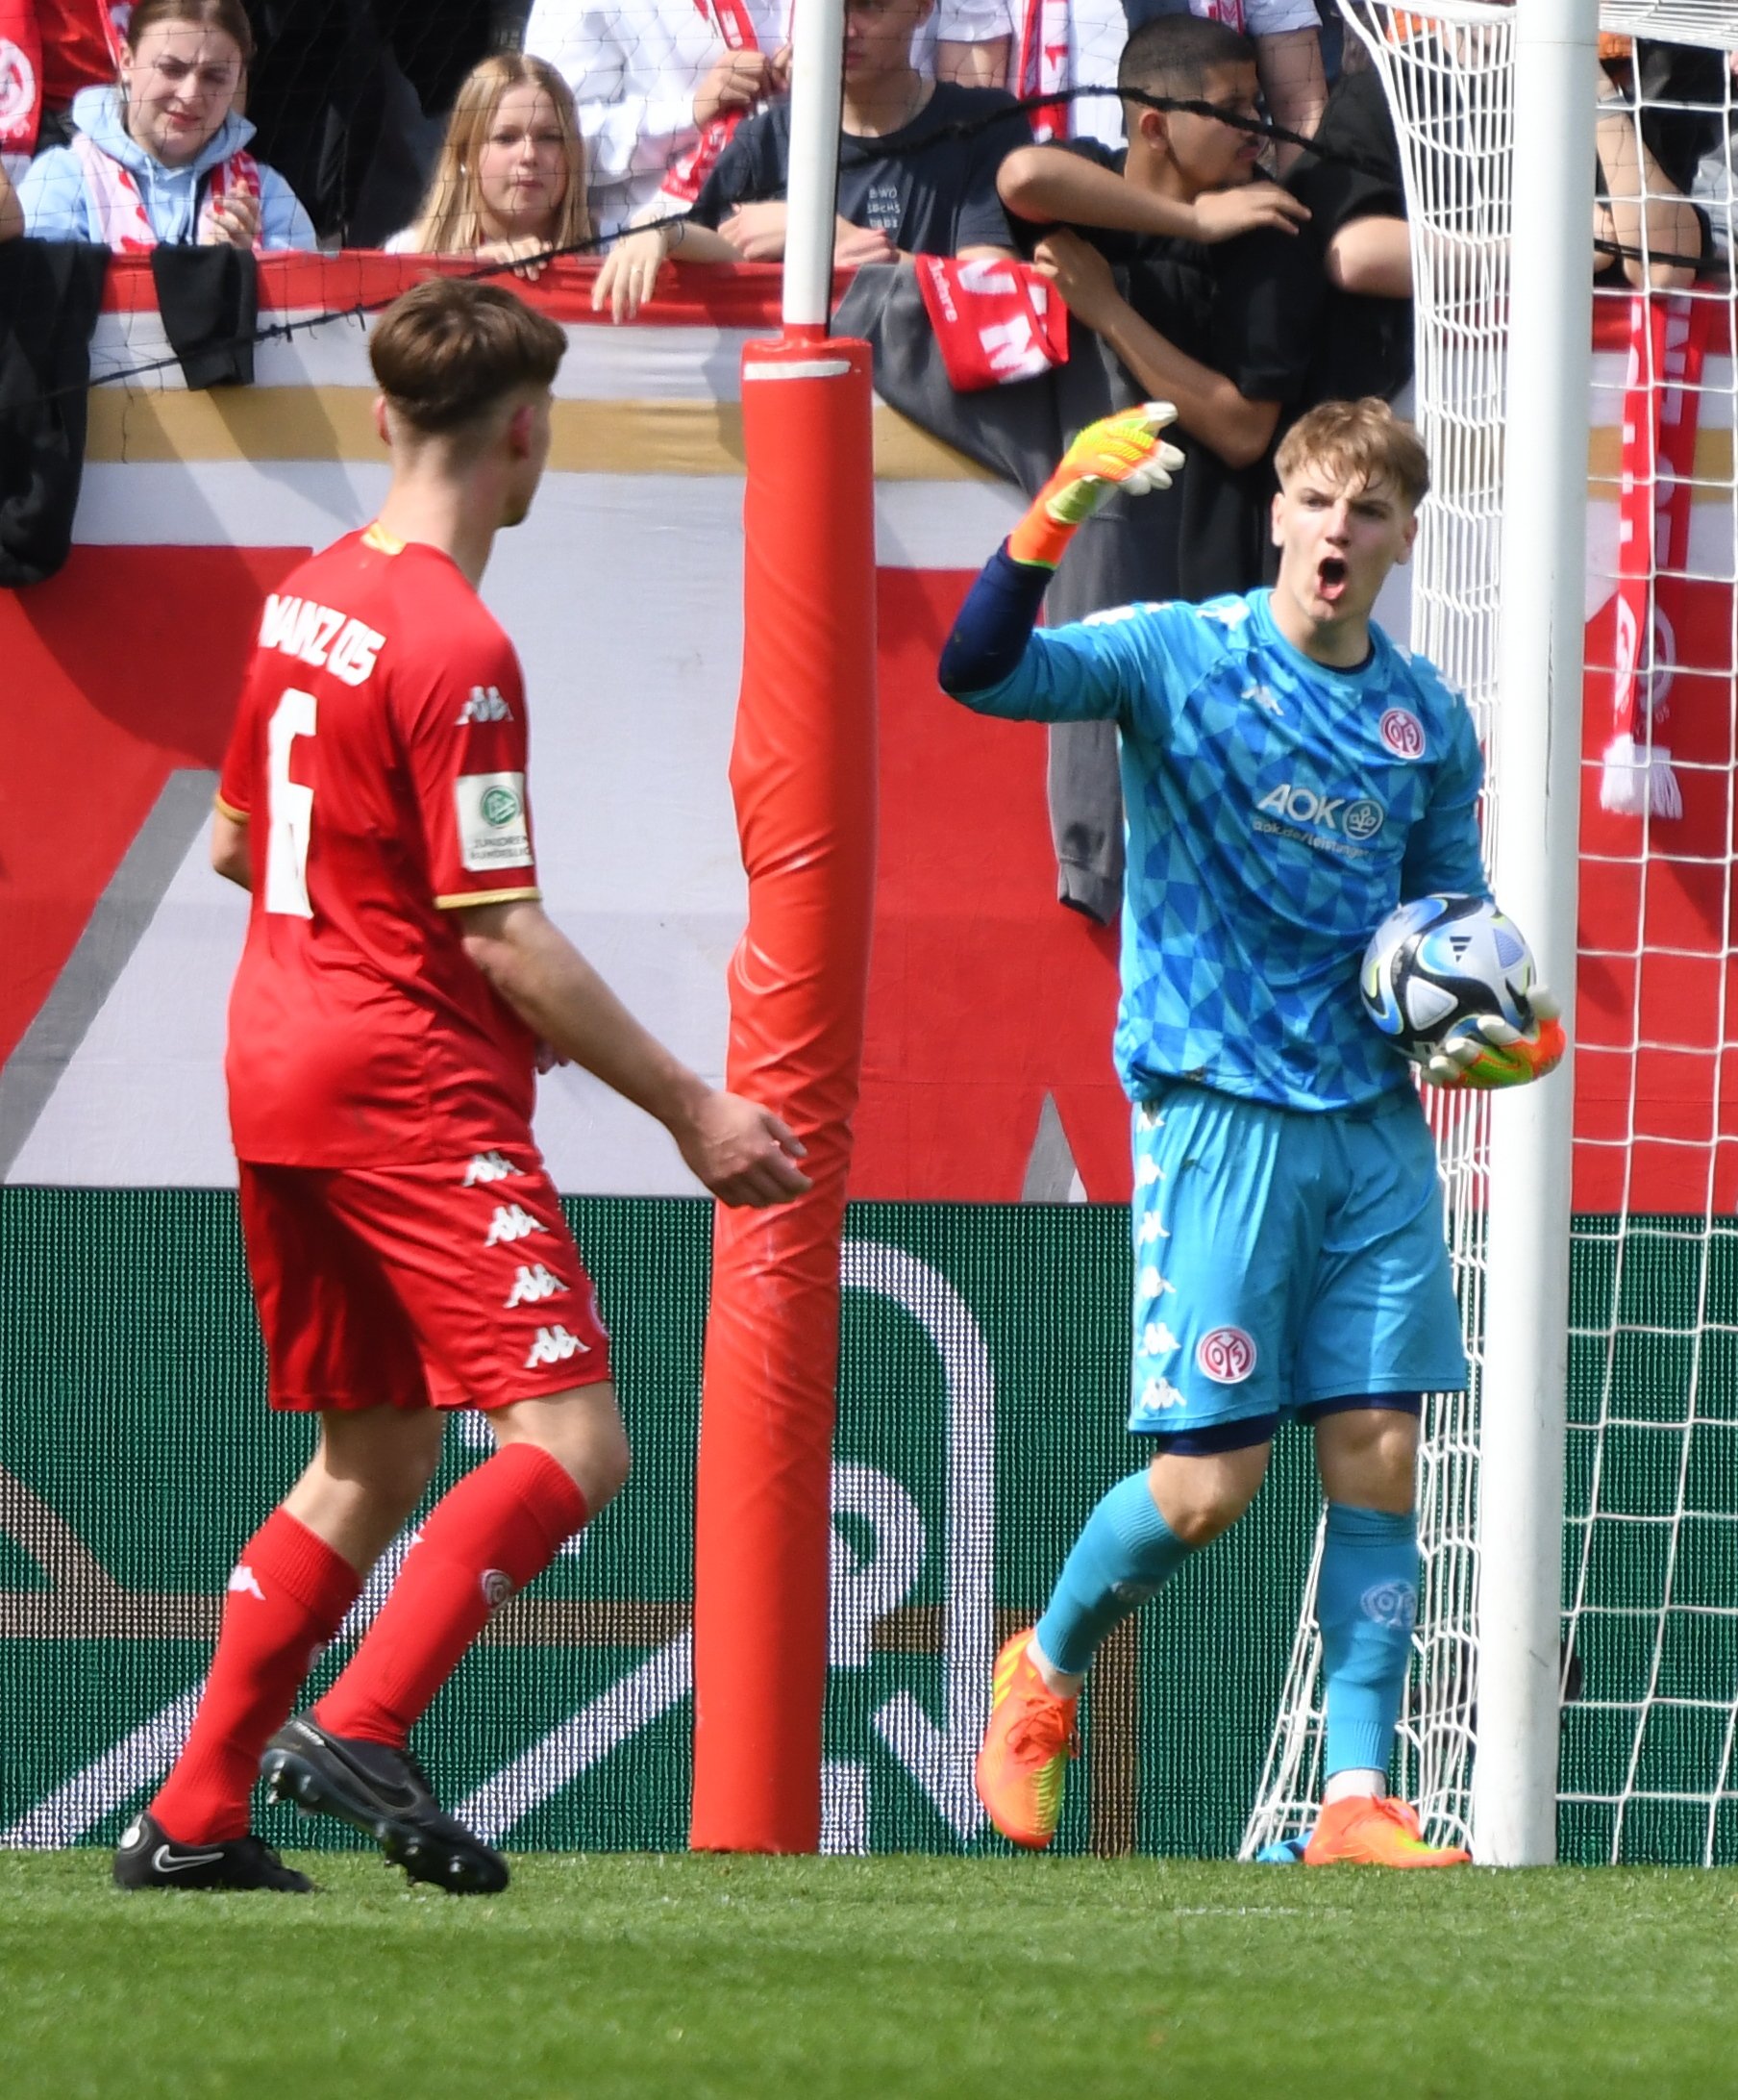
[1424,988,1567,1089]
[1006,403,1185,570]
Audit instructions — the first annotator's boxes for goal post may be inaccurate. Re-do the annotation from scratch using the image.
[689,0,881,1852]
[1249,0,1738,1866]
[1474,0,1600,1870]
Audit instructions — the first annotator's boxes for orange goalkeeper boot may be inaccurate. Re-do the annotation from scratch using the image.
[975,1630,1079,1849]
[1304,1794,1472,1868]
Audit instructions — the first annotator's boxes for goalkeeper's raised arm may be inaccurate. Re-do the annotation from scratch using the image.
[935,405,1185,719]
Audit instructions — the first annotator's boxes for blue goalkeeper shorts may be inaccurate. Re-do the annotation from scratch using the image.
[1127,1082,1467,1438]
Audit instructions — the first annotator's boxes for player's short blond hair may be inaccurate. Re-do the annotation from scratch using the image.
[369,278,567,437]
[1275,399,1431,511]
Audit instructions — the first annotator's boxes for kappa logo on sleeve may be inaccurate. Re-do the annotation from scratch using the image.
[457,686,514,725]
[456,771,534,873]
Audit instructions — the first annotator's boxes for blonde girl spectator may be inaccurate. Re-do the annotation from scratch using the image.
[16,0,315,251]
[386,55,591,276]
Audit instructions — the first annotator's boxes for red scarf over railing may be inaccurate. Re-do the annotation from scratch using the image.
[1600,290,1714,819]
[660,0,765,207]
[916,254,1069,390]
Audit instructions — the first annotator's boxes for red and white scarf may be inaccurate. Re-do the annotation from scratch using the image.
[71,126,261,251]
[916,254,1069,390]
[0,0,42,167]
[1014,0,1246,143]
[1014,0,1070,143]
[1600,290,1714,819]
[660,0,765,206]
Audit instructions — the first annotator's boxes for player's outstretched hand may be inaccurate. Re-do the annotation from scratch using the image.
[679,1090,812,1206]
[1424,988,1567,1089]
[1008,404,1186,570]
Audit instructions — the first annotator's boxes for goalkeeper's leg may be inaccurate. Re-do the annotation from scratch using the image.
[1303,1401,1470,1868]
[976,1435,1268,1850]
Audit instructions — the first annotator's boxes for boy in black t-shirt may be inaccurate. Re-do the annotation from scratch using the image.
[595,0,1023,321]
[1288,59,1412,409]
[995,13,1323,597]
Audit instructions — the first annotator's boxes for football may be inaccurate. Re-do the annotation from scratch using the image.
[1359,893,1537,1064]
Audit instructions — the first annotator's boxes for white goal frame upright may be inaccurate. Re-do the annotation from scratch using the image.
[1246,0,1601,1864]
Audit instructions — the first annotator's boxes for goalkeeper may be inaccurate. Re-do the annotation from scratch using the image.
[938,395,1565,1866]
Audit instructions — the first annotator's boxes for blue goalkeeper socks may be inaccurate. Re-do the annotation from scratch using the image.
[1034,1471,1192,1677]
[1318,1504,1420,1780]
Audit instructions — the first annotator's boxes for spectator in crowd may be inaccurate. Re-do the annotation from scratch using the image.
[1286,51,1411,406]
[994,13,1323,923]
[0,156,20,242]
[385,54,590,274]
[997,14,1320,582]
[1690,51,1736,270]
[16,0,316,249]
[30,0,128,140]
[936,0,1328,162]
[525,0,793,237]
[594,0,1023,322]
[1595,34,1724,289]
[235,2,503,248]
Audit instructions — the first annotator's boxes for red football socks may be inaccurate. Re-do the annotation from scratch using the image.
[314,1443,587,1748]
[150,1509,361,1843]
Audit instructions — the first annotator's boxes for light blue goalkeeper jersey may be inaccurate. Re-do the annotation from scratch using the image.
[957,588,1489,1112]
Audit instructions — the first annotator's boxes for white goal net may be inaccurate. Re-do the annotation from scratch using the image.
[1244,0,1738,1865]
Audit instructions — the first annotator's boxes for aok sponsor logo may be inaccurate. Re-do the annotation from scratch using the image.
[1253,781,1385,857]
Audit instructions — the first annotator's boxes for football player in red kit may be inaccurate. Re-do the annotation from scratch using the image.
[114,277,808,1895]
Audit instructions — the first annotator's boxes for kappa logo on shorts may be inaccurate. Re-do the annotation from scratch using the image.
[1379,707,1427,760]
[1134,1376,1186,1417]
[1136,1212,1170,1246]
[228,1564,265,1601]
[480,1568,515,1609]
[1134,1156,1165,1188]
[484,1204,548,1247]
[525,1323,591,1370]
[1137,1266,1177,1301]
[463,1152,521,1187]
[1139,1320,1180,1359]
[1196,1326,1258,1385]
[506,1263,570,1310]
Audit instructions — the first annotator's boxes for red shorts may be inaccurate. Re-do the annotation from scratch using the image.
[237,1147,612,1413]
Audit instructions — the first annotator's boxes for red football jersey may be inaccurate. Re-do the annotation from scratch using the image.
[218,527,544,1166]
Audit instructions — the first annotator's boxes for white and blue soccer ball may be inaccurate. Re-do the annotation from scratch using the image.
[1359,893,1537,1065]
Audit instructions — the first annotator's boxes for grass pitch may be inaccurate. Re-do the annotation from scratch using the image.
[4,1851,1734,2099]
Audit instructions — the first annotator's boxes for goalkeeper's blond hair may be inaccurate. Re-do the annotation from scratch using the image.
[1276,399,1430,510]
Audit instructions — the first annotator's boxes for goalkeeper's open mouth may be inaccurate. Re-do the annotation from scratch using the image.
[1315,555,1350,606]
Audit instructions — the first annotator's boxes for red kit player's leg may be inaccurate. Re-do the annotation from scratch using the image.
[116,1166,437,1892]
[261,1155,622,1894]
[146,1510,361,1843]
[314,1440,587,1745]
[313,1158,618,1740]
